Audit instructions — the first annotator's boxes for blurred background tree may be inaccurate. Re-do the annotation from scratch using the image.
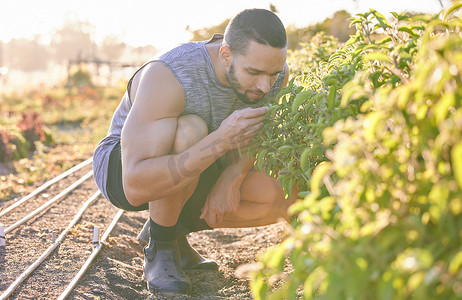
[4,38,50,71]
[187,5,355,50]
[0,2,443,79]
[50,19,95,64]
[99,35,126,62]
[186,19,230,42]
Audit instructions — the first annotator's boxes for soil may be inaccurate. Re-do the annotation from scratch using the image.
[0,150,288,300]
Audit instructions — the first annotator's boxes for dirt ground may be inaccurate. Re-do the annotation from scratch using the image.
[0,151,288,299]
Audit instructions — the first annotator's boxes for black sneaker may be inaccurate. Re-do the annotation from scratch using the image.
[143,239,191,297]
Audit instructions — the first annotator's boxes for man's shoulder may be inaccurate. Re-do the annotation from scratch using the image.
[159,41,203,62]
[129,61,185,113]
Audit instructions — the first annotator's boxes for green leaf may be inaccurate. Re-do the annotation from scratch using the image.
[364,112,383,143]
[341,81,363,107]
[266,242,288,270]
[412,25,425,31]
[291,90,314,111]
[362,52,391,63]
[391,11,410,21]
[449,251,462,275]
[250,274,268,300]
[407,272,425,292]
[277,145,292,154]
[346,37,357,46]
[357,12,372,19]
[434,92,455,123]
[275,77,296,100]
[310,161,331,194]
[255,149,267,171]
[371,9,390,29]
[349,19,363,27]
[398,26,419,37]
[444,2,462,20]
[452,142,462,189]
[327,85,337,113]
[297,191,309,198]
[378,37,392,45]
[300,147,311,172]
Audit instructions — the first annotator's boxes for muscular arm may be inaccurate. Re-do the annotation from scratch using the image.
[200,64,291,225]
[121,62,267,206]
[121,62,217,205]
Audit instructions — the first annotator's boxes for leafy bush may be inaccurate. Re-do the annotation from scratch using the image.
[251,3,462,299]
[251,7,426,198]
[0,111,53,163]
[68,68,93,87]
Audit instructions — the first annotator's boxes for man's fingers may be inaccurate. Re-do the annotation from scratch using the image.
[200,206,208,219]
[245,114,267,127]
[213,210,224,225]
[247,122,263,135]
[216,213,223,225]
[201,208,219,226]
[209,213,217,226]
[240,107,269,119]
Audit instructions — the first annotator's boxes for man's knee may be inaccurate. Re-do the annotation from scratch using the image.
[172,114,208,153]
[241,171,284,205]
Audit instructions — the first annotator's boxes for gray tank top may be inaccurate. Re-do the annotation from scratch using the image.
[93,34,287,200]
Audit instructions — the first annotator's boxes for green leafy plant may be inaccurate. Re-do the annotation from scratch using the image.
[0,112,53,163]
[68,68,93,87]
[251,6,426,198]
[251,3,462,299]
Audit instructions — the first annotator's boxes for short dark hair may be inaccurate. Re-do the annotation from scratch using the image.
[224,9,287,55]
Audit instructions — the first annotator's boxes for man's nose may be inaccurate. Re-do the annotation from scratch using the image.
[256,76,271,94]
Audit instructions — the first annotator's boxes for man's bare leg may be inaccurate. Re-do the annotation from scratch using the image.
[149,114,208,226]
[213,170,298,229]
[144,114,209,297]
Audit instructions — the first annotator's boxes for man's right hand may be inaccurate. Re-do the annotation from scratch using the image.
[216,107,269,150]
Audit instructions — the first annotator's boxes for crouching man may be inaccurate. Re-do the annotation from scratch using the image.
[93,8,296,298]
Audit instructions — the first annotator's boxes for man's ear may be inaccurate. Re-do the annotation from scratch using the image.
[219,44,232,67]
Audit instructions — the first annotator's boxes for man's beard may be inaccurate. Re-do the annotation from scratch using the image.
[226,62,265,105]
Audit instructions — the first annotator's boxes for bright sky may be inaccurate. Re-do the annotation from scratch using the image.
[0,0,451,51]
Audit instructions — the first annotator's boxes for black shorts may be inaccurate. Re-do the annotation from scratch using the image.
[106,141,226,232]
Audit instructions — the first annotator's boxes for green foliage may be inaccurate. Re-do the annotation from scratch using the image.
[0,85,123,200]
[0,85,122,165]
[251,7,426,198]
[251,3,462,299]
[287,33,340,77]
[187,19,230,42]
[187,8,354,50]
[69,68,93,87]
[0,127,29,162]
[0,112,52,163]
[287,10,356,50]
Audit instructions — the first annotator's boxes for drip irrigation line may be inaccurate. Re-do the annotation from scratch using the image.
[0,190,101,300]
[0,157,93,218]
[5,171,94,235]
[57,209,124,300]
